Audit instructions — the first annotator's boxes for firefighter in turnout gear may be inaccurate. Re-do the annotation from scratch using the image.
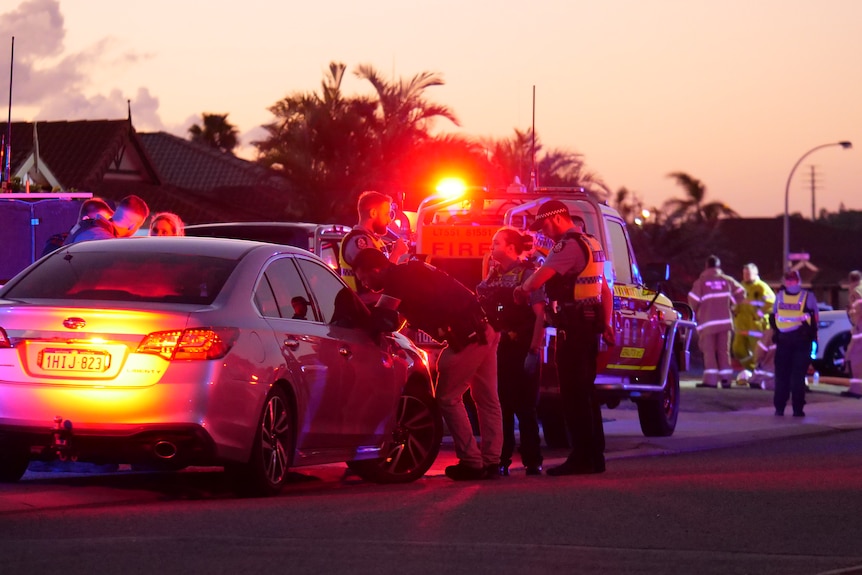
[339,191,408,300]
[516,201,614,476]
[770,269,818,416]
[688,255,745,388]
[476,228,546,476]
[732,263,776,376]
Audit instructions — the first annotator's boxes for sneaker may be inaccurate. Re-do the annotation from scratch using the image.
[840,390,862,399]
[720,380,732,389]
[525,465,543,476]
[792,411,806,417]
[445,462,487,481]
[695,383,717,389]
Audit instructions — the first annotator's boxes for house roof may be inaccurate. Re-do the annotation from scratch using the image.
[1,120,300,225]
[137,131,290,192]
[1,119,156,190]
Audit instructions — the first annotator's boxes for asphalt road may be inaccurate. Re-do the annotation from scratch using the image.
[1,379,861,574]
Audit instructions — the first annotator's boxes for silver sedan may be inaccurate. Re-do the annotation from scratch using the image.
[0,237,441,496]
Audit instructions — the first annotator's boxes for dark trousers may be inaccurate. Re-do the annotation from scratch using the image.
[497,333,542,468]
[774,336,810,414]
[556,323,605,468]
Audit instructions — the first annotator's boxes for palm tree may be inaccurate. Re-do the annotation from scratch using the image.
[188,113,239,154]
[255,62,378,222]
[663,171,739,224]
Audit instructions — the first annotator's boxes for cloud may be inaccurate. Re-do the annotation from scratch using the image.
[0,0,164,130]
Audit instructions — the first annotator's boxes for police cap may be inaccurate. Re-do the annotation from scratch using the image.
[529,200,570,231]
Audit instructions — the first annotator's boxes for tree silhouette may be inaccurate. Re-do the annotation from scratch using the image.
[188,113,239,154]
[663,171,739,224]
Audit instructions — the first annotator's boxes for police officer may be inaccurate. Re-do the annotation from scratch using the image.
[352,248,503,481]
[339,191,408,299]
[515,201,614,476]
[476,227,545,476]
[770,269,818,416]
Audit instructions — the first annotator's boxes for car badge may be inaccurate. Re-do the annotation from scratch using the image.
[63,317,87,330]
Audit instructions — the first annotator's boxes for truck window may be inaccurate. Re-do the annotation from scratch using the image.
[606,220,633,285]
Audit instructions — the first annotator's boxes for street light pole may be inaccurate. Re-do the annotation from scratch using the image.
[782,141,852,271]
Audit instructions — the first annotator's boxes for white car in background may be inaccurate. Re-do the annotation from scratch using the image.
[814,309,852,377]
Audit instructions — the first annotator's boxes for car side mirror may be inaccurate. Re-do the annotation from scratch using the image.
[642,263,670,291]
[369,307,401,334]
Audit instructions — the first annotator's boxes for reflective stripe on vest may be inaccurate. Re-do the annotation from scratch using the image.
[775,291,809,332]
[572,233,606,304]
[338,229,388,290]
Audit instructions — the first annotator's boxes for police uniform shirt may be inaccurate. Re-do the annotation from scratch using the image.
[342,227,387,266]
[541,228,588,286]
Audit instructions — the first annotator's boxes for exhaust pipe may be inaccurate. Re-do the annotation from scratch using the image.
[153,440,178,460]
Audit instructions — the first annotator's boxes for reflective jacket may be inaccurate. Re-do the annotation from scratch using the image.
[733,278,775,338]
[687,268,744,335]
[774,290,812,333]
[338,227,388,291]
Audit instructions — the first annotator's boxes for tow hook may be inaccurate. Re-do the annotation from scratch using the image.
[51,416,77,462]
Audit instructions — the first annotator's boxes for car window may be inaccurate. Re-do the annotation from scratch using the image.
[606,220,633,285]
[263,257,316,320]
[1,250,236,305]
[253,275,280,318]
[294,257,370,329]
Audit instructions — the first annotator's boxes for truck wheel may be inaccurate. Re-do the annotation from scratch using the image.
[636,359,680,437]
[538,395,569,448]
[0,442,30,482]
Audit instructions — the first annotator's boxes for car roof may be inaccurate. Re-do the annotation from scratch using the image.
[57,236,308,258]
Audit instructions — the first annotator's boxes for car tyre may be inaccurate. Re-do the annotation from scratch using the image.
[228,386,294,497]
[636,358,680,437]
[0,442,30,483]
[347,388,442,484]
[822,332,851,377]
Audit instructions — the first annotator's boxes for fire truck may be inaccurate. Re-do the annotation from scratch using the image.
[407,182,696,441]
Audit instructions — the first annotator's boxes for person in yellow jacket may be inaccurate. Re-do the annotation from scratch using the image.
[688,255,745,388]
[732,263,776,378]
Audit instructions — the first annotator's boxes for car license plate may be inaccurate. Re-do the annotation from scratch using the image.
[40,349,110,372]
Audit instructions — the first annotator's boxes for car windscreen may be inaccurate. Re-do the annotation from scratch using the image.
[1,250,238,305]
[186,225,310,249]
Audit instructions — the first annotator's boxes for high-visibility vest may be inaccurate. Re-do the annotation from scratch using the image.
[568,232,607,305]
[775,290,811,333]
[338,228,388,290]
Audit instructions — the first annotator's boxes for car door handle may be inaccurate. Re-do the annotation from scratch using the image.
[339,346,351,358]
[283,337,300,350]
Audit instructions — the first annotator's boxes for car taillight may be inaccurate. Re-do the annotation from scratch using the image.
[0,327,10,348]
[137,328,239,360]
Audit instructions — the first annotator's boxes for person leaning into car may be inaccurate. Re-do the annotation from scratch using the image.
[514,201,614,477]
[351,247,503,481]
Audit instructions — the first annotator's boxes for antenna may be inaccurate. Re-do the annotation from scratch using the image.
[3,36,13,187]
[530,85,536,192]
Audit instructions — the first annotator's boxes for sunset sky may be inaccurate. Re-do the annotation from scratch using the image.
[1,0,859,217]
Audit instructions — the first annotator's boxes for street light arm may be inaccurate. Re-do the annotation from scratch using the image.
[782,141,853,271]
